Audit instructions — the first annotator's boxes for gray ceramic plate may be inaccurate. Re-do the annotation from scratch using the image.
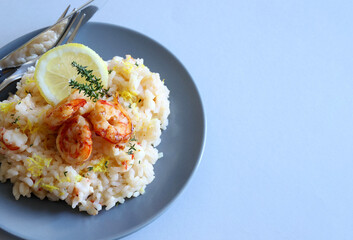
[0,22,206,240]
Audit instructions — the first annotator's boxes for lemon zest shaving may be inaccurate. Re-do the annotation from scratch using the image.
[56,174,71,183]
[60,172,71,183]
[118,56,134,77]
[120,91,138,103]
[42,184,59,192]
[16,109,48,135]
[75,175,83,182]
[91,156,110,173]
[122,61,134,76]
[25,77,34,84]
[26,155,52,177]
[55,175,70,183]
[34,178,42,188]
[22,119,32,131]
[37,109,47,119]
[20,119,40,134]
[55,175,62,183]
[0,102,15,113]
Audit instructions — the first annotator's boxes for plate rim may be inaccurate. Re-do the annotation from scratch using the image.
[0,21,207,240]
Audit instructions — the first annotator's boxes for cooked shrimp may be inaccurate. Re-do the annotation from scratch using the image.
[0,127,28,151]
[88,100,133,144]
[56,115,92,165]
[45,98,87,130]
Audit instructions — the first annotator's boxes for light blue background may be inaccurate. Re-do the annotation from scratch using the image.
[1,0,353,239]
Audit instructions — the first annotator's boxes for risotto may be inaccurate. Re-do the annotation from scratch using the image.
[0,55,170,215]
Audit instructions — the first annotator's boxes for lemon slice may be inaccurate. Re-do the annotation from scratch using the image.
[34,43,108,105]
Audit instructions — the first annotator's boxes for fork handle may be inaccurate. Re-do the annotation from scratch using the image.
[0,59,36,92]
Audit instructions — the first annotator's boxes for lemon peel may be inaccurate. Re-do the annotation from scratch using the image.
[26,155,52,177]
[120,90,138,103]
[34,43,108,105]
[0,102,15,113]
[75,175,83,182]
[42,184,59,192]
[90,156,110,173]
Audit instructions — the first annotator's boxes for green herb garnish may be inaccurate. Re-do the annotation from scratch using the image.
[88,166,93,171]
[12,117,19,124]
[135,62,139,67]
[69,61,109,102]
[127,143,136,155]
[64,171,68,177]
[108,69,112,74]
[127,136,137,155]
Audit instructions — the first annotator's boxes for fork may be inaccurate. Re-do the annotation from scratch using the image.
[0,12,86,93]
[0,0,94,73]
[0,5,71,77]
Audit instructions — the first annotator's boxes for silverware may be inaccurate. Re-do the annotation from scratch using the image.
[0,0,94,71]
[0,0,103,93]
[0,12,87,93]
[0,7,70,76]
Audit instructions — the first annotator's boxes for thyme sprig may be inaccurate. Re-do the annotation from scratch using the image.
[127,136,137,155]
[69,61,109,102]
